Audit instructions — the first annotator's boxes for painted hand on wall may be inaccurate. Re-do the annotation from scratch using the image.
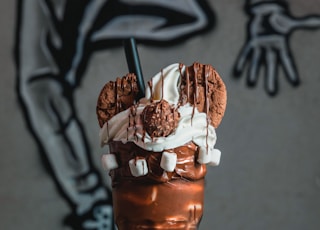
[234,1,320,96]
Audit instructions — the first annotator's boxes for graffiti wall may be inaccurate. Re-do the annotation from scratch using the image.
[1,0,320,229]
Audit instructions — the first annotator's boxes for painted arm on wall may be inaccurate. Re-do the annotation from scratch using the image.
[233,0,320,96]
[15,0,216,229]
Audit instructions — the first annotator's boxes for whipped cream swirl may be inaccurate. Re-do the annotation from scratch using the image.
[100,63,217,153]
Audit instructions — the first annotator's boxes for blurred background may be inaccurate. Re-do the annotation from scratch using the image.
[1,0,320,229]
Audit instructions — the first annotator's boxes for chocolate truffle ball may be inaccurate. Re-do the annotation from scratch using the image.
[142,100,180,138]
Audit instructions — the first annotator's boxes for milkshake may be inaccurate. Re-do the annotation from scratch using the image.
[97,62,227,229]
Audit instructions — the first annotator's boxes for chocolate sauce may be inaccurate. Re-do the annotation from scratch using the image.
[204,65,210,152]
[186,65,190,101]
[204,65,210,115]
[161,68,164,100]
[148,80,153,102]
[193,64,199,105]
[116,78,122,113]
[127,112,131,139]
[131,105,139,142]
[106,121,109,141]
[109,141,206,185]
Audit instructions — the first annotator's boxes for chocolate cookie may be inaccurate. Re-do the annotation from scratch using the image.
[96,73,139,127]
[180,62,227,128]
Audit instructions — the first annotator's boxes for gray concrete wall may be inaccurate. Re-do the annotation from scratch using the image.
[1,0,320,229]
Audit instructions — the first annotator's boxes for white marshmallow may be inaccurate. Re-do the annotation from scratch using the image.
[129,158,148,177]
[101,154,118,171]
[160,151,177,172]
[197,147,211,164]
[209,149,221,166]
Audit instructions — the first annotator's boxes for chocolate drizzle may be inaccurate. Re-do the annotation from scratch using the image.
[115,78,120,113]
[148,80,153,103]
[128,105,138,142]
[205,65,213,152]
[204,65,210,115]
[161,68,164,100]
[193,64,199,105]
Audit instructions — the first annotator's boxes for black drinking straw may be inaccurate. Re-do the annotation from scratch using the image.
[124,37,145,100]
